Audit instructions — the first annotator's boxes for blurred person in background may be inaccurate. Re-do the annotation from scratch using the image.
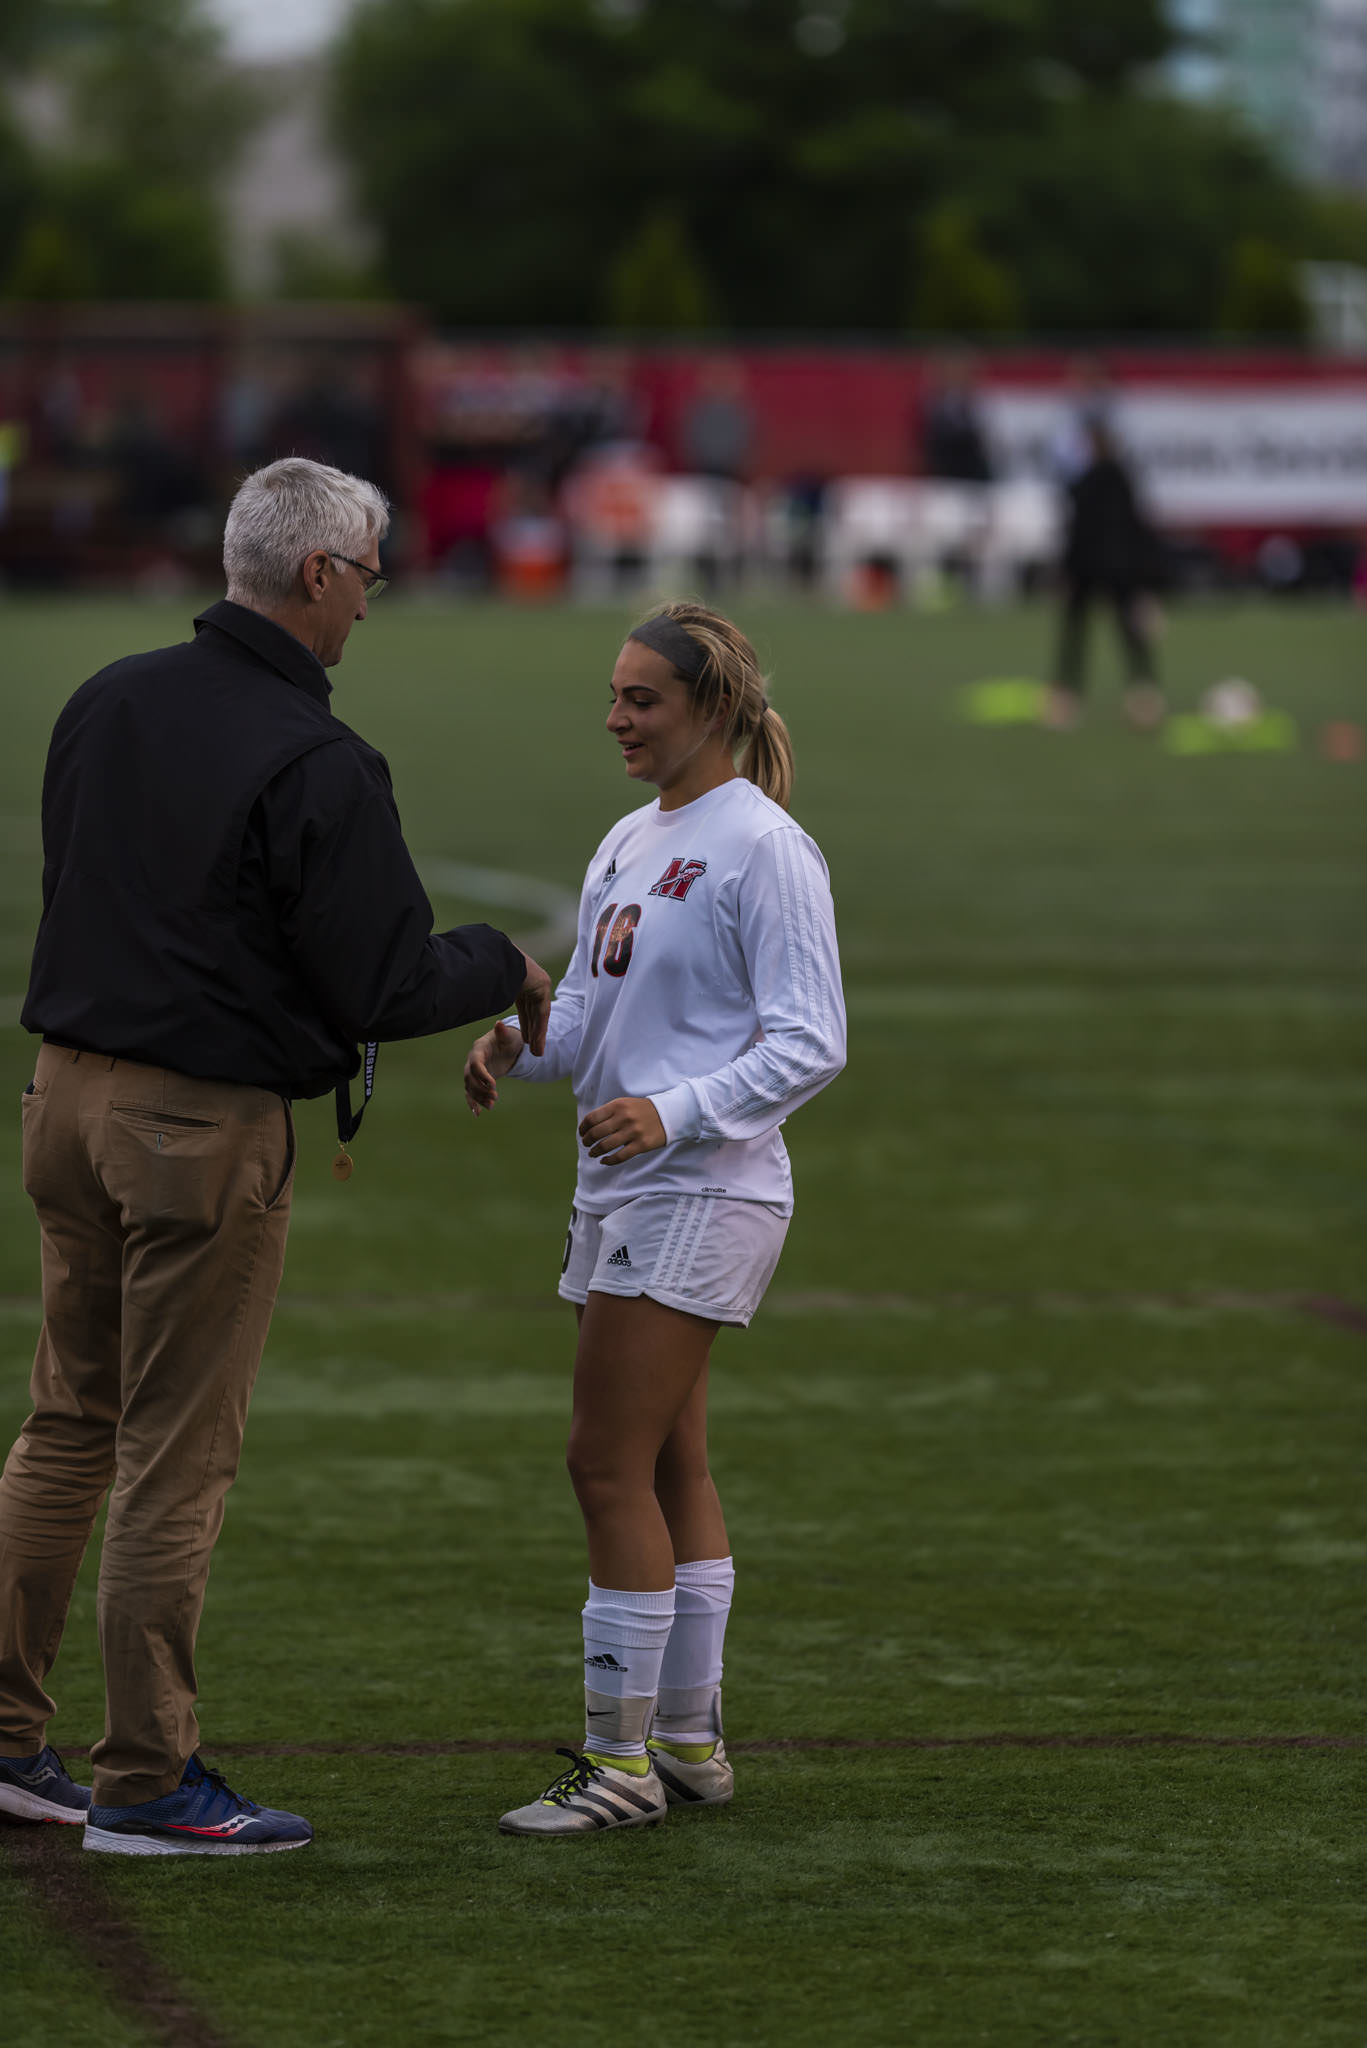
[36,359,103,546]
[219,348,281,476]
[107,384,210,565]
[1046,422,1166,732]
[1049,355,1117,486]
[917,354,996,593]
[464,601,845,1837]
[919,354,995,483]
[0,456,551,1858]
[268,355,388,493]
[679,360,755,482]
[571,347,649,463]
[488,468,569,601]
[561,440,662,597]
[37,358,89,471]
[773,474,828,590]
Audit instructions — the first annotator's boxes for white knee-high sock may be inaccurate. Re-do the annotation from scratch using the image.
[655,1555,734,1744]
[581,1582,674,1758]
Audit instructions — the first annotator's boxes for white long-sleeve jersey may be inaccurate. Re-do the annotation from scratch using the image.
[509,777,846,1213]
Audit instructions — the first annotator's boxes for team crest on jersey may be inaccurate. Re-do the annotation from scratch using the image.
[650,856,707,901]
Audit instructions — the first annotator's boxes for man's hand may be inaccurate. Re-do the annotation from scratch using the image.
[515,953,553,1057]
[578,1096,667,1164]
[464,1019,524,1115]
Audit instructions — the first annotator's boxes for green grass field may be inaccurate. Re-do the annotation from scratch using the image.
[0,593,1363,2047]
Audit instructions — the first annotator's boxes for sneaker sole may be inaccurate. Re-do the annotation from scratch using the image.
[497,1809,665,1837]
[0,1786,89,1825]
[84,1826,312,1857]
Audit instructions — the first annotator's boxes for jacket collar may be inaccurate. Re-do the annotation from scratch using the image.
[193,599,333,706]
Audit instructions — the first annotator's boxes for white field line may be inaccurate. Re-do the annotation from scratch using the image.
[416,857,579,957]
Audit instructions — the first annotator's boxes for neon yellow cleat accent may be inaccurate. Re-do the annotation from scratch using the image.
[649,1739,716,1764]
[584,1750,651,1777]
[646,1736,734,1807]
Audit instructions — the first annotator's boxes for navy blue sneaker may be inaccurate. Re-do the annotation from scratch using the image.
[84,1754,313,1858]
[0,1744,92,1824]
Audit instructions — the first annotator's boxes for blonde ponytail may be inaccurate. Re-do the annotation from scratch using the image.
[743,700,794,810]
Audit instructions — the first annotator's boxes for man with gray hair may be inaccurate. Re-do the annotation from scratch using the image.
[0,457,551,1857]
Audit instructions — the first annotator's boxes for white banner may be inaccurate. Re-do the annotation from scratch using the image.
[983,386,1367,523]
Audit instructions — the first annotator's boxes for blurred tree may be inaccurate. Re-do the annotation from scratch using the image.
[0,0,95,63]
[6,211,97,301]
[1030,0,1171,87]
[0,112,41,293]
[1301,188,1367,269]
[1,0,257,301]
[332,0,1321,336]
[969,98,1312,334]
[8,166,227,301]
[269,230,387,303]
[332,0,622,325]
[910,204,1020,334]
[1217,237,1311,339]
[60,0,258,192]
[606,209,720,330]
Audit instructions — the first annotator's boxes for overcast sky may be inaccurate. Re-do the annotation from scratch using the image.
[207,0,352,60]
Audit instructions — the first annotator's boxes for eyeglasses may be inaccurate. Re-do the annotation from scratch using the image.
[328,552,388,598]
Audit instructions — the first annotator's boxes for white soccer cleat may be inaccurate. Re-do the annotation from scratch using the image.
[498,1748,667,1836]
[647,1736,734,1808]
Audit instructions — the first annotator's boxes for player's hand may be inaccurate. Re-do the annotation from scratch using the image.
[515,953,553,1057]
[579,1096,667,1164]
[464,1020,524,1115]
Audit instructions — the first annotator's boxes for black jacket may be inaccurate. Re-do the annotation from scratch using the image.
[23,600,525,1098]
[1062,456,1161,590]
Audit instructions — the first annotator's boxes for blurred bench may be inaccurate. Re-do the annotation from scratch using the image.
[819,478,1060,599]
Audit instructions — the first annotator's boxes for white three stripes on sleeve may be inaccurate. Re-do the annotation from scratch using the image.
[680,827,846,1143]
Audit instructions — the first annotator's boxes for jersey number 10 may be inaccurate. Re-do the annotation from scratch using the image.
[591,902,641,979]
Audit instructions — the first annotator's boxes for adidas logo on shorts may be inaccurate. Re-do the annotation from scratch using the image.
[606,1244,631,1268]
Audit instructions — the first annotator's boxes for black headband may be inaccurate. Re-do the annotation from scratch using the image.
[628,615,708,682]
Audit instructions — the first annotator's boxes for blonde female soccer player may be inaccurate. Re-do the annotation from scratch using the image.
[464,601,845,1835]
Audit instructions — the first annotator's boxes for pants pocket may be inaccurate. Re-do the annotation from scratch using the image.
[263,1099,296,1212]
[111,1105,223,1132]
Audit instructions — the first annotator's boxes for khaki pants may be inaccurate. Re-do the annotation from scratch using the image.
[0,1043,294,1805]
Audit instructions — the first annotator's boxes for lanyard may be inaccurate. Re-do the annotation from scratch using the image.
[332,1040,378,1182]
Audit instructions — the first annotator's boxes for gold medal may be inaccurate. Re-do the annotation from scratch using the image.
[332,1148,354,1182]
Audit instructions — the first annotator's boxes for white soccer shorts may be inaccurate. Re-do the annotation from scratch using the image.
[559,1193,790,1328]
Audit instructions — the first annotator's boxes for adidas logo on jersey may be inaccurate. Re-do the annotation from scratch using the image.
[606,1244,632,1267]
[601,857,617,886]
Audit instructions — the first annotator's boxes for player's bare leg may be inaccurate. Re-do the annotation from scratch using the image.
[649,1355,735,1805]
[654,1365,728,1564]
[567,1293,719,1590]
